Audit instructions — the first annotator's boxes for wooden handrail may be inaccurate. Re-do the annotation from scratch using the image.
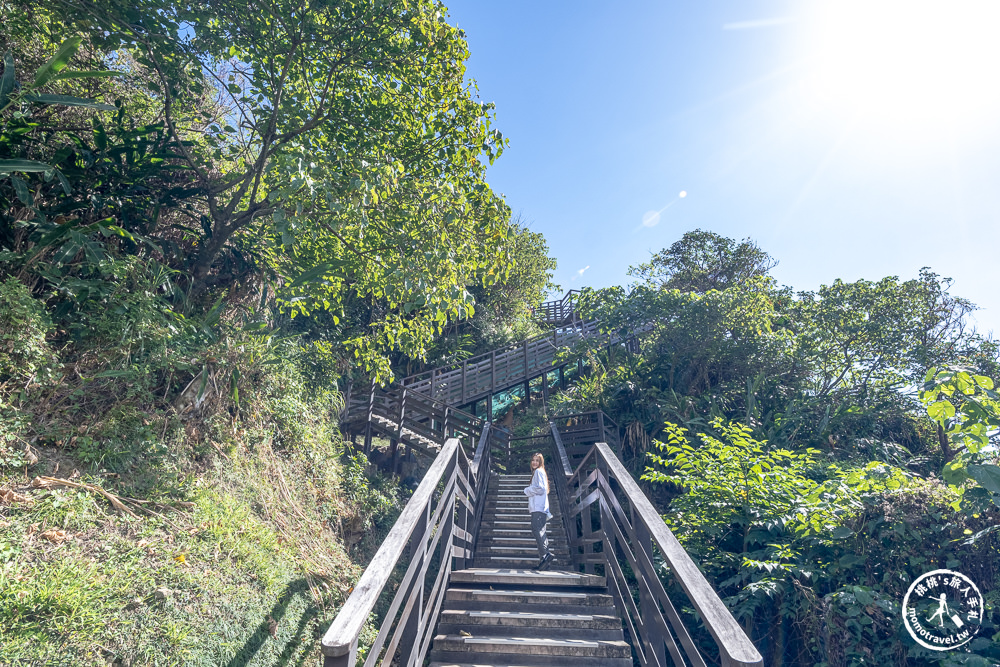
[321,435,489,665]
[563,441,763,667]
[549,421,573,478]
[471,421,492,477]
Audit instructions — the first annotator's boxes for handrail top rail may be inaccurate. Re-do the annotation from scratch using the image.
[471,422,492,476]
[587,442,764,666]
[399,319,600,387]
[507,433,551,441]
[358,382,484,431]
[534,289,579,313]
[551,410,619,430]
[321,437,465,656]
[549,421,573,478]
[553,289,580,304]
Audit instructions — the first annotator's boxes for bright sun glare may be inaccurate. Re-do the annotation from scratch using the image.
[804,1,1000,129]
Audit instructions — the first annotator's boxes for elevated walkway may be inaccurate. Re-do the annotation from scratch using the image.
[320,294,764,667]
[341,293,606,454]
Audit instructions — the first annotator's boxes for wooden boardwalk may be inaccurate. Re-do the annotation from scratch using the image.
[324,293,764,667]
[398,318,602,410]
[341,292,607,455]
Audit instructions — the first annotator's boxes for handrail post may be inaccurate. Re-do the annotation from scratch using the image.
[490,350,496,395]
[447,447,465,571]
[549,423,576,567]
[342,381,353,422]
[472,422,491,477]
[399,501,429,666]
[322,641,357,667]
[549,421,573,478]
[397,387,407,440]
[364,381,375,454]
[635,517,667,666]
[461,360,467,404]
[505,429,512,470]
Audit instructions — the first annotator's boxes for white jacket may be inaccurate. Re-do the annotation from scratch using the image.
[523,468,551,516]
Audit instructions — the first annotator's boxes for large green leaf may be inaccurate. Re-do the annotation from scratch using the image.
[0,159,55,174]
[831,526,854,540]
[10,175,31,206]
[33,36,82,87]
[967,464,1000,495]
[287,260,347,289]
[26,93,115,111]
[927,400,955,421]
[0,52,14,109]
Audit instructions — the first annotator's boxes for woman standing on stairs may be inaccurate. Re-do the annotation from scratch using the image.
[524,453,555,570]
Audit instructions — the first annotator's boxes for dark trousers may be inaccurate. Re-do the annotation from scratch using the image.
[530,511,551,559]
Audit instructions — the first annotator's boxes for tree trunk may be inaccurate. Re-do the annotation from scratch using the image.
[938,423,953,461]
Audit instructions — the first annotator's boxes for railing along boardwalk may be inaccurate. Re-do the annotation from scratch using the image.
[534,288,580,325]
[550,428,763,667]
[341,292,602,451]
[398,318,602,408]
[321,432,493,666]
[344,381,504,458]
[394,290,650,411]
[551,410,619,468]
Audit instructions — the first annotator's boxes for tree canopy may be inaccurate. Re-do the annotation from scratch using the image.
[1,0,529,378]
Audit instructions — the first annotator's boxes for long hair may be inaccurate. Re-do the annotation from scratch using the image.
[532,452,549,493]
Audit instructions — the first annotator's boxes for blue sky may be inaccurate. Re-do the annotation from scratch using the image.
[446,0,1000,336]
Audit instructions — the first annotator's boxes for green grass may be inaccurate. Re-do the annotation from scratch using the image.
[0,423,402,666]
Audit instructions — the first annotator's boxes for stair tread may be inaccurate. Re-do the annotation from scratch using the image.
[449,588,589,599]
[488,545,567,551]
[434,635,629,648]
[451,569,605,587]
[441,610,608,621]
[488,537,566,542]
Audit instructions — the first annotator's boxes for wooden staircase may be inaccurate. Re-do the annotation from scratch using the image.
[472,474,569,568]
[321,293,764,667]
[429,474,631,666]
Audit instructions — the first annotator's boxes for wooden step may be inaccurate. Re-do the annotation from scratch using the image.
[445,588,615,609]
[439,609,621,628]
[486,546,569,555]
[485,537,568,545]
[449,569,603,588]
[429,634,632,659]
[436,610,623,640]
